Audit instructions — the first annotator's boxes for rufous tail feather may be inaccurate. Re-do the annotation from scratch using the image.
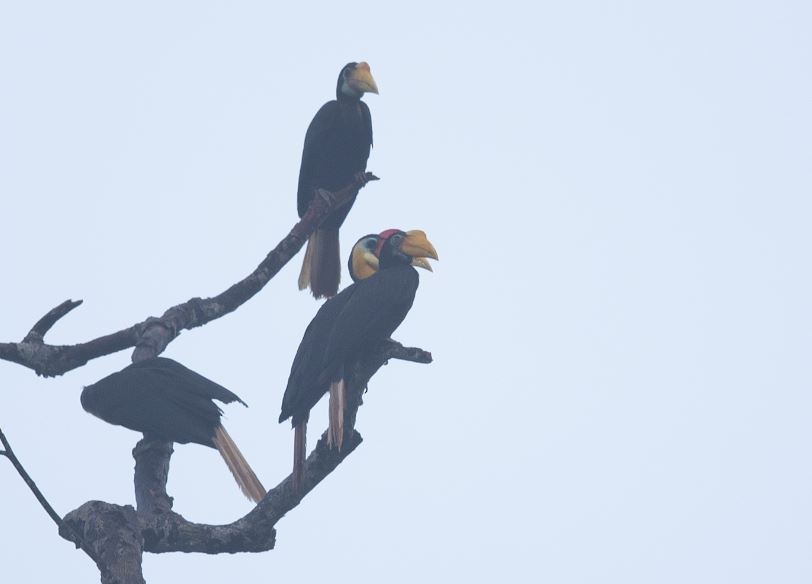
[298,231,317,291]
[327,378,346,451]
[309,228,340,299]
[327,381,337,448]
[293,421,306,493]
[213,425,266,504]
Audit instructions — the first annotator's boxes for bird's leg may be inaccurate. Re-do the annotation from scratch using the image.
[315,187,337,206]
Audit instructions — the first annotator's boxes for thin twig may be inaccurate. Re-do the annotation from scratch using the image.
[0,427,99,564]
[23,299,84,343]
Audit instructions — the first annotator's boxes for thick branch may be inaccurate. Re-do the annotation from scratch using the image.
[132,439,174,515]
[0,173,378,377]
[61,502,144,584]
[138,430,363,554]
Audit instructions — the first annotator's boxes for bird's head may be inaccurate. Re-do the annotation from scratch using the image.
[337,61,379,99]
[349,233,381,282]
[375,229,438,271]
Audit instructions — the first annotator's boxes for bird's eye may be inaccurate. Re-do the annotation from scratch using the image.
[365,238,376,249]
[342,67,352,77]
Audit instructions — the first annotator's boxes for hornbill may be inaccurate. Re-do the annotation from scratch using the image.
[280,229,437,489]
[81,357,266,503]
[297,61,378,299]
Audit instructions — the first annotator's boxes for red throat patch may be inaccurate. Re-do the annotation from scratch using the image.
[375,229,401,256]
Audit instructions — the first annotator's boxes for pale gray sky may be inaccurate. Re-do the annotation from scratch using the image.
[2,1,811,583]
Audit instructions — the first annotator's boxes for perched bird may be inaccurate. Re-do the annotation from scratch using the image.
[297,62,378,299]
[81,357,266,504]
[280,229,438,489]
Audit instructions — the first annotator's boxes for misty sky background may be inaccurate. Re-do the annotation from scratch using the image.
[1,2,811,583]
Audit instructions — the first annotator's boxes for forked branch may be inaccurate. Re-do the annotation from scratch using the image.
[58,340,431,584]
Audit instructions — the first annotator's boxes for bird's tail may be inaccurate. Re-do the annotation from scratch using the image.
[293,420,307,493]
[298,228,340,299]
[327,378,346,451]
[297,232,316,291]
[213,425,266,504]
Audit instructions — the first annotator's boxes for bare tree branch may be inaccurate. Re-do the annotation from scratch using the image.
[59,339,430,574]
[59,502,145,584]
[0,172,378,378]
[22,299,84,343]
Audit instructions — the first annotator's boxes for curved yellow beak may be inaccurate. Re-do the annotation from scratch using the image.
[400,230,439,270]
[348,62,379,95]
[410,257,433,272]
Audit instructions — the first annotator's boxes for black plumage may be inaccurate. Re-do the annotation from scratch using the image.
[81,357,266,503]
[279,287,356,428]
[82,358,240,446]
[297,62,377,299]
[280,229,437,489]
[279,267,417,425]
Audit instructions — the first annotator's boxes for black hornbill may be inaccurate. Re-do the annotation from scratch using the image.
[297,62,378,299]
[81,357,266,503]
[280,229,437,489]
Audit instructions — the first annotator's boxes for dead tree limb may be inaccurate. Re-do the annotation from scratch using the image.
[57,340,431,584]
[0,172,378,377]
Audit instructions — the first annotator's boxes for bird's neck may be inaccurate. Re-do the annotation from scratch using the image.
[337,99,364,124]
[337,93,363,104]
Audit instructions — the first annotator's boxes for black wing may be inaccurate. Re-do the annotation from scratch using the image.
[296,99,373,224]
[279,284,360,423]
[297,100,340,217]
[81,358,245,447]
[127,358,246,405]
[360,99,373,150]
[320,266,419,382]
